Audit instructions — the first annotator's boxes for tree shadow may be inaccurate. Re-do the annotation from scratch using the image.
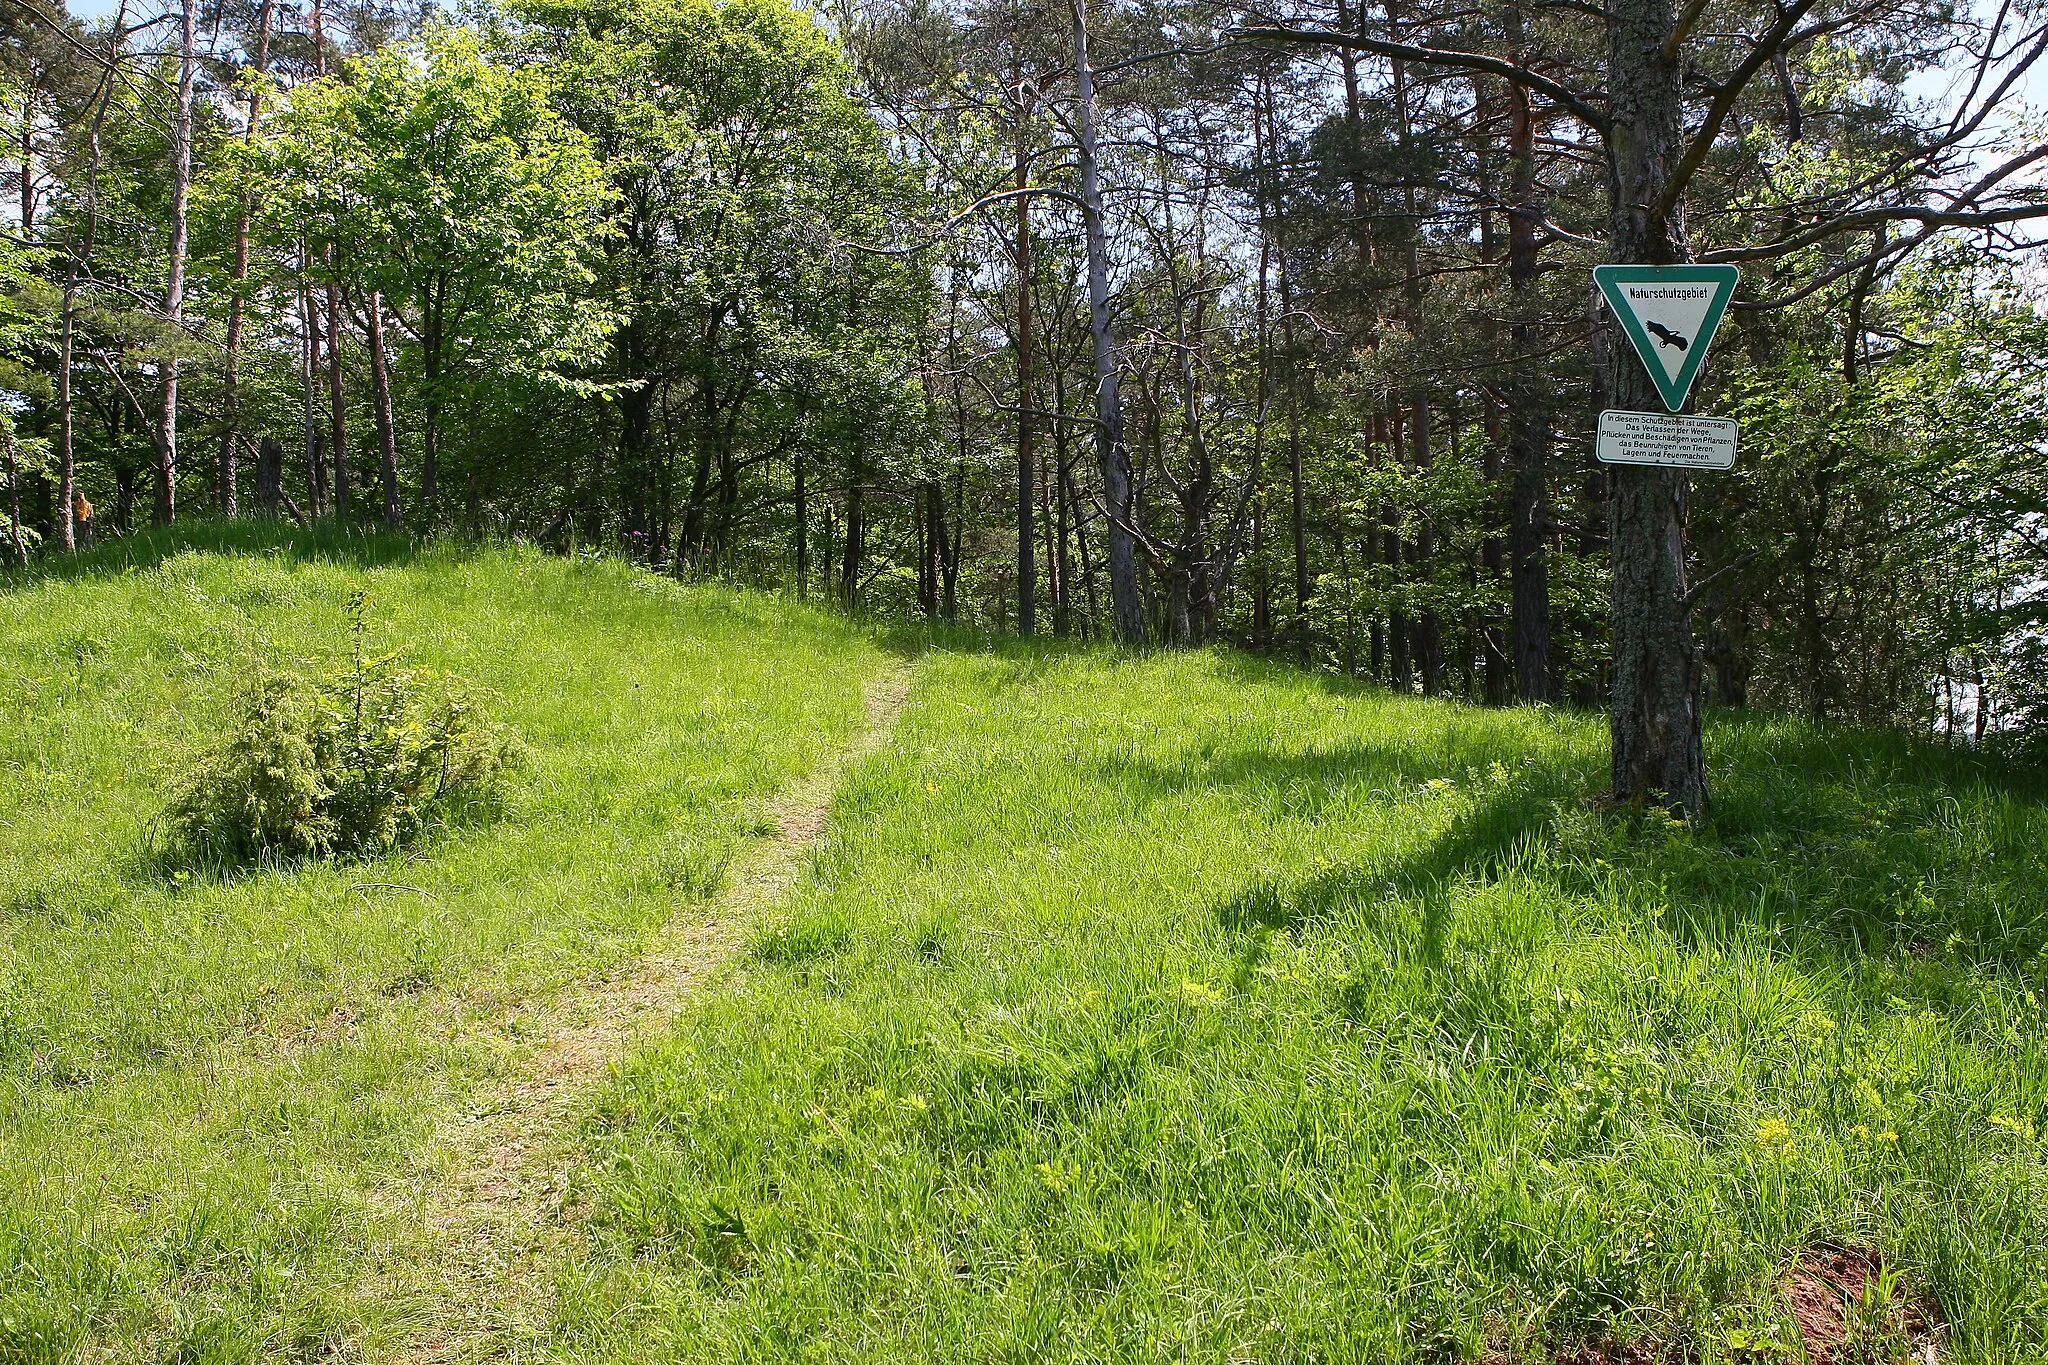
[1197,708,2048,981]
[2,519,429,591]
[1214,778,1563,974]
[1096,710,1595,824]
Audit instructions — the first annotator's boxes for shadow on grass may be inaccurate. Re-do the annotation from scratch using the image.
[1,518,430,591]
[1215,779,1564,966]
[1192,705,2048,976]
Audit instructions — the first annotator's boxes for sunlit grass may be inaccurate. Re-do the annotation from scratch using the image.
[560,647,2048,1363]
[0,524,886,1359]
[9,528,2048,1362]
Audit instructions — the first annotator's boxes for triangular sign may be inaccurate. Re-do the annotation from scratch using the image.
[1594,264,1739,412]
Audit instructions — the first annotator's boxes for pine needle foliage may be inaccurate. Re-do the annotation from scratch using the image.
[161,589,522,868]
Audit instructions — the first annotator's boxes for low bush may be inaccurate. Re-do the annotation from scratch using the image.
[160,591,522,869]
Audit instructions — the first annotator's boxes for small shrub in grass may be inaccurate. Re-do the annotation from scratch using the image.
[159,591,522,870]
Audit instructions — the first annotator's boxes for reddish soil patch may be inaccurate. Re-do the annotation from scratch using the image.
[1782,1244,1943,1364]
[1481,1335,1675,1365]
[1552,1341,1668,1365]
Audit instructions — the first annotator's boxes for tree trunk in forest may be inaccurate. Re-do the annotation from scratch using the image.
[59,35,120,552]
[326,279,349,520]
[1410,402,1444,695]
[794,447,809,597]
[423,292,442,515]
[154,0,195,526]
[1255,79,1312,667]
[945,461,964,619]
[18,88,33,239]
[5,429,26,568]
[1074,0,1144,645]
[1480,403,1509,706]
[1389,21,1441,695]
[1604,0,1707,815]
[257,436,282,516]
[220,0,275,520]
[367,291,401,530]
[301,275,322,516]
[840,454,865,611]
[1505,17,1554,703]
[1051,452,1072,634]
[1014,98,1037,636]
[1386,410,1411,689]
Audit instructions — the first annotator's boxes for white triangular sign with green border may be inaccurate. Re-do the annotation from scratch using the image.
[1594,264,1739,412]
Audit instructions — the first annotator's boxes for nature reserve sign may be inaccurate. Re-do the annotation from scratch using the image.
[1594,263,1741,470]
[1593,264,1740,412]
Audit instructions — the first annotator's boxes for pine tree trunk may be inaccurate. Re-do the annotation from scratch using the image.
[1604,0,1707,814]
[1504,14,1554,702]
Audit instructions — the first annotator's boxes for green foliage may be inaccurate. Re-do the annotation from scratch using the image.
[497,0,933,550]
[162,590,522,868]
[255,25,618,441]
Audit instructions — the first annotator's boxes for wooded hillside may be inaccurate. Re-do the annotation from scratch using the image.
[4,0,2046,765]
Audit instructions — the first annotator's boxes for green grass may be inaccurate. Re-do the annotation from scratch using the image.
[10,529,2048,1363]
[0,524,889,1360]
[556,647,2048,1363]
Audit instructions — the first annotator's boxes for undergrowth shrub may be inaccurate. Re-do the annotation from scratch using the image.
[160,589,522,870]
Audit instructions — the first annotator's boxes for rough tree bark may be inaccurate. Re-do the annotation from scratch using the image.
[1013,72,1037,636]
[1505,6,1554,702]
[1604,0,1708,814]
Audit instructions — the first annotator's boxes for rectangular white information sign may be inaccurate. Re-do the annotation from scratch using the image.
[1595,409,1737,470]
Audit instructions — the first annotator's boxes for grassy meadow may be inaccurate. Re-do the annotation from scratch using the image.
[7,528,2048,1362]
[0,525,887,1359]
[556,648,2048,1363]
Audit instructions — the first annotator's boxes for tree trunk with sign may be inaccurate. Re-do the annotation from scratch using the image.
[1604,0,1707,815]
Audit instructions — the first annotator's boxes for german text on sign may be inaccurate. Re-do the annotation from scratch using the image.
[1595,409,1738,470]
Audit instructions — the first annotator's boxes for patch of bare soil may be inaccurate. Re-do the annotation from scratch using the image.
[1553,1342,1669,1365]
[366,664,915,1363]
[1782,1244,1944,1364]
[1483,1336,1674,1365]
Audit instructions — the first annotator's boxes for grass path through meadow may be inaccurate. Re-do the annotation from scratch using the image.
[382,662,919,1362]
[546,646,2048,1363]
[0,527,892,1361]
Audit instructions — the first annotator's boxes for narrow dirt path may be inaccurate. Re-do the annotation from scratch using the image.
[376,661,916,1363]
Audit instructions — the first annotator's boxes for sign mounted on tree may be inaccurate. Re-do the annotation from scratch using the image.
[1594,264,1740,412]
[1595,410,1737,469]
